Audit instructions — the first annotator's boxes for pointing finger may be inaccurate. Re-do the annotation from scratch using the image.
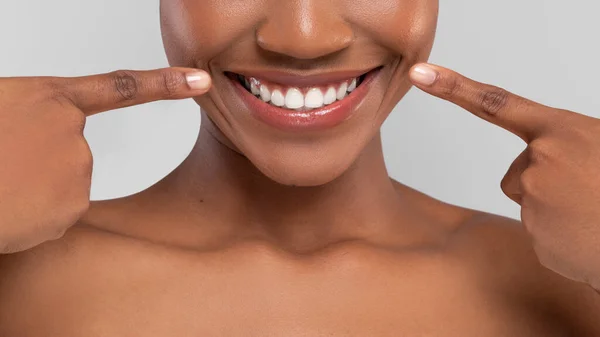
[54,67,211,116]
[409,63,559,142]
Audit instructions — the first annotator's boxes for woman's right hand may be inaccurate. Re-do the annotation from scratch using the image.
[0,67,211,254]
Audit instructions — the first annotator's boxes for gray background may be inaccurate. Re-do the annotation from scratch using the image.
[1,1,598,220]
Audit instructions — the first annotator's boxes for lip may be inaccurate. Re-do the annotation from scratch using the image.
[226,66,383,132]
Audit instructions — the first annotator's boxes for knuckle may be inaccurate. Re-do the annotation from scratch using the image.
[62,138,94,181]
[49,226,69,241]
[0,235,32,254]
[74,199,91,221]
[54,230,68,241]
[110,70,139,102]
[67,110,87,131]
[478,86,509,115]
[500,177,522,205]
[42,77,66,95]
[500,174,512,195]
[75,141,94,174]
[438,75,462,99]
[53,107,87,134]
[528,140,556,164]
[42,78,72,104]
[160,71,184,98]
[519,168,538,196]
[500,175,508,192]
[77,112,87,130]
[80,150,94,173]
[0,240,11,254]
[59,198,90,229]
[0,242,19,254]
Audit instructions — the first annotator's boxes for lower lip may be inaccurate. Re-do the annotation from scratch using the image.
[229,68,381,132]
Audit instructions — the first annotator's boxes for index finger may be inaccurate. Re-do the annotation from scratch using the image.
[409,63,558,142]
[54,67,211,116]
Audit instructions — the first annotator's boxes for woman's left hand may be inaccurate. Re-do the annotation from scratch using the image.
[409,63,600,290]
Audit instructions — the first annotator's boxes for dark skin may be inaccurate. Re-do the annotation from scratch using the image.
[2,0,600,335]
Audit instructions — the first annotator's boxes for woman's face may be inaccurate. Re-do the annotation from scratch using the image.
[160,0,439,186]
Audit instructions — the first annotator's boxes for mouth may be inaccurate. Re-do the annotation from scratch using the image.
[224,66,383,132]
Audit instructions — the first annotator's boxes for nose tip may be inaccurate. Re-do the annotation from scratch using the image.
[256,8,354,60]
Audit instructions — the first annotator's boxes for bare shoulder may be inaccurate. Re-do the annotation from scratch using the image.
[454,211,600,335]
[390,180,600,334]
[0,201,152,311]
[0,225,119,290]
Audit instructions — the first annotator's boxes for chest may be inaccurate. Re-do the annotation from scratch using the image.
[0,243,559,337]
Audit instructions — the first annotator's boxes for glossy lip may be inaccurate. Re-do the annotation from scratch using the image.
[226,66,383,132]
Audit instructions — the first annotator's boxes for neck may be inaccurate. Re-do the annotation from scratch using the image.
[153,117,405,250]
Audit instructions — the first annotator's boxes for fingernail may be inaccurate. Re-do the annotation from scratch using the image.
[410,64,438,86]
[186,71,211,90]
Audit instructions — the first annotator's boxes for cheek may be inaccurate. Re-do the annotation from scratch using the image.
[160,0,263,68]
[348,0,438,62]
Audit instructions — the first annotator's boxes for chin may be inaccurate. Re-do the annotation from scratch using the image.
[244,143,359,187]
[258,163,348,187]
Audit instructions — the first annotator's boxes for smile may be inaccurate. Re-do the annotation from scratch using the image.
[225,66,383,132]
[236,73,366,111]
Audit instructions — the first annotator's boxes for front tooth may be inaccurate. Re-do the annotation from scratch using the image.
[323,87,337,105]
[271,89,285,107]
[305,88,324,108]
[250,81,260,96]
[259,85,271,102]
[348,78,357,92]
[244,77,251,90]
[285,88,304,109]
[337,82,348,100]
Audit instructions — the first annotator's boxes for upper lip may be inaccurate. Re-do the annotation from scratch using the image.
[226,66,382,87]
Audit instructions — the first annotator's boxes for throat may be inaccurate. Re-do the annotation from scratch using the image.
[148,126,404,252]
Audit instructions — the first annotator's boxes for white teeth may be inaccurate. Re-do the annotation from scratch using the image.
[337,82,348,100]
[241,75,364,110]
[285,88,304,109]
[270,89,285,107]
[305,88,324,108]
[324,87,337,105]
[348,78,357,92]
[250,81,260,96]
[259,85,271,102]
